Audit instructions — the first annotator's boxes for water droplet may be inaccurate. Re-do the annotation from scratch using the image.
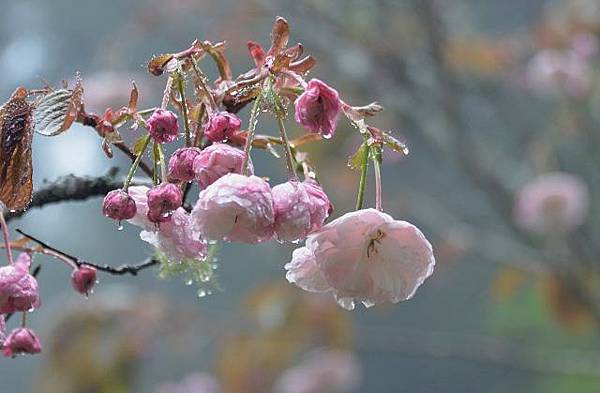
[198,289,207,297]
[186,279,193,286]
[117,223,124,231]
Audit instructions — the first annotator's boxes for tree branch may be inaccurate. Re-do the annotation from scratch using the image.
[6,168,152,222]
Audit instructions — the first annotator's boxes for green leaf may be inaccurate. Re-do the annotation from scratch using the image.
[348,142,369,171]
[132,135,150,157]
[33,89,73,136]
[156,244,221,298]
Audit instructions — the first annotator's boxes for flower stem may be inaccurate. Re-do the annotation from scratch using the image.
[372,150,383,211]
[124,135,151,190]
[356,147,369,210]
[137,107,158,116]
[0,209,14,265]
[175,73,192,146]
[157,143,168,182]
[21,311,27,327]
[275,108,298,181]
[161,75,174,109]
[242,95,262,176]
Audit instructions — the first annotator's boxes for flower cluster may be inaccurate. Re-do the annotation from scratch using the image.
[0,16,436,359]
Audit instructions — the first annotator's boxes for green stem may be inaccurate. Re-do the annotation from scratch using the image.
[242,96,262,176]
[356,147,369,210]
[157,143,168,182]
[137,107,158,116]
[21,311,27,327]
[123,135,151,190]
[372,149,383,211]
[175,73,191,146]
[274,107,298,181]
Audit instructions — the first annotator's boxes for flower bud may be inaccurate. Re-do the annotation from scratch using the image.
[102,189,137,221]
[294,79,342,139]
[168,147,202,182]
[2,327,42,357]
[204,111,242,142]
[0,253,40,314]
[147,183,183,223]
[147,109,179,143]
[71,265,97,296]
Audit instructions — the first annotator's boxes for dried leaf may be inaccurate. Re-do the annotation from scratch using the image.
[247,41,266,67]
[148,54,175,76]
[128,82,139,112]
[268,17,290,56]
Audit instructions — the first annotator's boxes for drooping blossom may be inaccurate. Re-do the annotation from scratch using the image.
[204,111,242,142]
[526,50,591,97]
[272,180,332,242]
[155,373,220,393]
[147,183,183,223]
[0,253,40,314]
[274,348,361,393]
[141,207,208,263]
[126,186,154,230]
[147,109,179,143]
[285,208,435,310]
[294,79,342,138]
[2,327,42,357]
[193,143,252,189]
[102,189,137,221]
[71,265,98,296]
[168,147,202,182]
[191,174,274,243]
[514,172,589,235]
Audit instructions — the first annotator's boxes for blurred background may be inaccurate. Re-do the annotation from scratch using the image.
[1,0,600,392]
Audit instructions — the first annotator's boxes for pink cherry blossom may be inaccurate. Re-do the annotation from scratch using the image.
[294,79,342,138]
[193,143,252,189]
[285,208,435,310]
[147,183,183,223]
[191,173,274,243]
[274,348,361,393]
[147,109,179,143]
[0,253,40,314]
[140,207,208,262]
[514,172,589,235]
[272,180,332,242]
[526,50,591,97]
[71,265,97,296]
[102,189,137,221]
[2,327,42,357]
[155,373,220,393]
[168,147,202,182]
[204,111,242,142]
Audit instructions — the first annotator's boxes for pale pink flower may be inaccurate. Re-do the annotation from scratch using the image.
[285,209,435,310]
[0,253,40,314]
[102,189,137,221]
[191,174,274,243]
[275,348,361,393]
[168,147,202,182]
[2,327,42,357]
[204,111,242,142]
[155,373,220,393]
[126,186,154,230]
[526,50,591,97]
[71,265,97,296]
[193,143,252,189]
[272,181,332,242]
[141,207,208,262]
[147,183,183,223]
[147,109,179,143]
[514,172,589,235]
[294,79,342,139]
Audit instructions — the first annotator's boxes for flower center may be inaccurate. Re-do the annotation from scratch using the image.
[366,229,386,259]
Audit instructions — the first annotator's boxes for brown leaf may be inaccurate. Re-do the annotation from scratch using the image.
[148,54,175,76]
[289,55,317,74]
[247,41,266,67]
[128,82,139,112]
[0,87,34,212]
[62,75,84,131]
[268,17,290,56]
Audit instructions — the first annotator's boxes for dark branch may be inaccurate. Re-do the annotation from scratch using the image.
[6,168,151,222]
[15,229,160,276]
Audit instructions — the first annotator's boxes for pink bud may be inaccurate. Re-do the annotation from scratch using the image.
[0,253,40,314]
[147,109,179,143]
[294,79,342,139]
[204,111,242,142]
[168,147,202,182]
[102,189,137,221]
[193,143,252,189]
[2,327,42,357]
[71,265,97,296]
[147,183,183,223]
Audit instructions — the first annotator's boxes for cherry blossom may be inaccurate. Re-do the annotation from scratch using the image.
[102,189,137,221]
[1,327,42,357]
[0,253,40,314]
[204,111,242,142]
[147,109,179,143]
[147,183,183,223]
[285,209,435,310]
[71,265,98,296]
[168,147,202,182]
[294,79,342,138]
[193,143,252,189]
